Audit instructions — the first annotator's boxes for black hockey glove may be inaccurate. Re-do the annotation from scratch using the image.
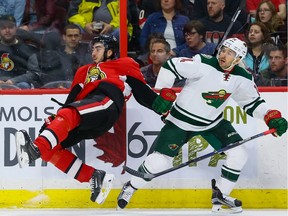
[64,83,83,106]
[264,110,287,137]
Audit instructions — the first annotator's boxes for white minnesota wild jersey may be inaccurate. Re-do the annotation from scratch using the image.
[155,54,269,131]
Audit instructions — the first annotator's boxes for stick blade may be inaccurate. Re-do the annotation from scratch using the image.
[123,165,155,180]
[123,165,144,177]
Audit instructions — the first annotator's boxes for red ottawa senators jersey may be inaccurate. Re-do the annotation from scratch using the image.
[71,57,147,100]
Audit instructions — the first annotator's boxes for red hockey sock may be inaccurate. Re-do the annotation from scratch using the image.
[46,145,95,183]
[75,163,96,183]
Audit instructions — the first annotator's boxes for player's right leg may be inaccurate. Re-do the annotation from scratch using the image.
[117,152,173,209]
[117,122,187,209]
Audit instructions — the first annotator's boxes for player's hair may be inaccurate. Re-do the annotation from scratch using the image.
[63,23,81,34]
[267,44,287,58]
[91,34,119,59]
[245,22,275,49]
[255,0,284,32]
[183,20,206,41]
[150,39,171,53]
[155,0,183,12]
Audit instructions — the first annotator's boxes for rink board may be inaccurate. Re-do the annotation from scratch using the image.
[0,189,287,209]
[0,88,287,208]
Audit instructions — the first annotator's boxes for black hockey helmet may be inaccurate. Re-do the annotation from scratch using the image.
[91,34,118,56]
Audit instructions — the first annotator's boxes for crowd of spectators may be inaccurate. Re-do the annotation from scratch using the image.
[0,0,286,89]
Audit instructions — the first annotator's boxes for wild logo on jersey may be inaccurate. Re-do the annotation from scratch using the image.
[85,66,106,84]
[0,53,14,71]
[168,143,179,151]
[202,89,231,108]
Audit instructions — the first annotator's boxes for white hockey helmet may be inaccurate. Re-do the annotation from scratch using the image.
[218,38,248,60]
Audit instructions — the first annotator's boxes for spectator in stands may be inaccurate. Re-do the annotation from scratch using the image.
[257,45,287,86]
[137,0,158,29]
[243,22,275,79]
[58,24,92,80]
[0,0,26,27]
[199,0,244,45]
[137,0,191,28]
[255,0,287,45]
[136,32,166,68]
[181,0,195,20]
[141,39,171,87]
[141,39,184,87]
[139,0,189,51]
[20,0,59,33]
[0,15,40,89]
[172,20,217,57]
[247,0,286,21]
[192,0,247,26]
[34,24,93,89]
[67,0,134,40]
[18,0,63,50]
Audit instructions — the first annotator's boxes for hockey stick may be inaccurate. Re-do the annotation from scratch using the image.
[213,0,246,55]
[123,128,276,180]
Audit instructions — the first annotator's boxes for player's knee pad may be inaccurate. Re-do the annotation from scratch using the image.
[142,151,173,174]
[57,108,80,130]
[224,145,248,170]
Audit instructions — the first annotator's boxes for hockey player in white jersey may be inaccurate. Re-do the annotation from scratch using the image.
[117,38,287,213]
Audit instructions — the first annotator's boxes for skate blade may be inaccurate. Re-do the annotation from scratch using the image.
[212,205,243,214]
[116,206,123,211]
[95,174,115,204]
[15,131,29,168]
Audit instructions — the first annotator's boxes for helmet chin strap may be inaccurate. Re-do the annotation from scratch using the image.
[222,58,240,72]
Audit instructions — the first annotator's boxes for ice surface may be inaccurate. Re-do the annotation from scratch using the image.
[0,209,286,216]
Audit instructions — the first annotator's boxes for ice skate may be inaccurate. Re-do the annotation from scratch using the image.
[117,181,137,210]
[90,170,114,204]
[15,130,40,168]
[211,179,243,214]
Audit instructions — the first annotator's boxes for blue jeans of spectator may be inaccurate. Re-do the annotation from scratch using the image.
[16,82,31,89]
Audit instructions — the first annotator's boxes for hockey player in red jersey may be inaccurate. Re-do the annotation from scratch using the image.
[15,34,176,204]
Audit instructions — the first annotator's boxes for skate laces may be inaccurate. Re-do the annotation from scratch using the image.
[121,183,135,201]
[90,175,96,193]
[90,170,104,193]
[222,194,235,203]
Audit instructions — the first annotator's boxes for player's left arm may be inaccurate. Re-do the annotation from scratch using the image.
[126,76,176,114]
[235,83,287,137]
